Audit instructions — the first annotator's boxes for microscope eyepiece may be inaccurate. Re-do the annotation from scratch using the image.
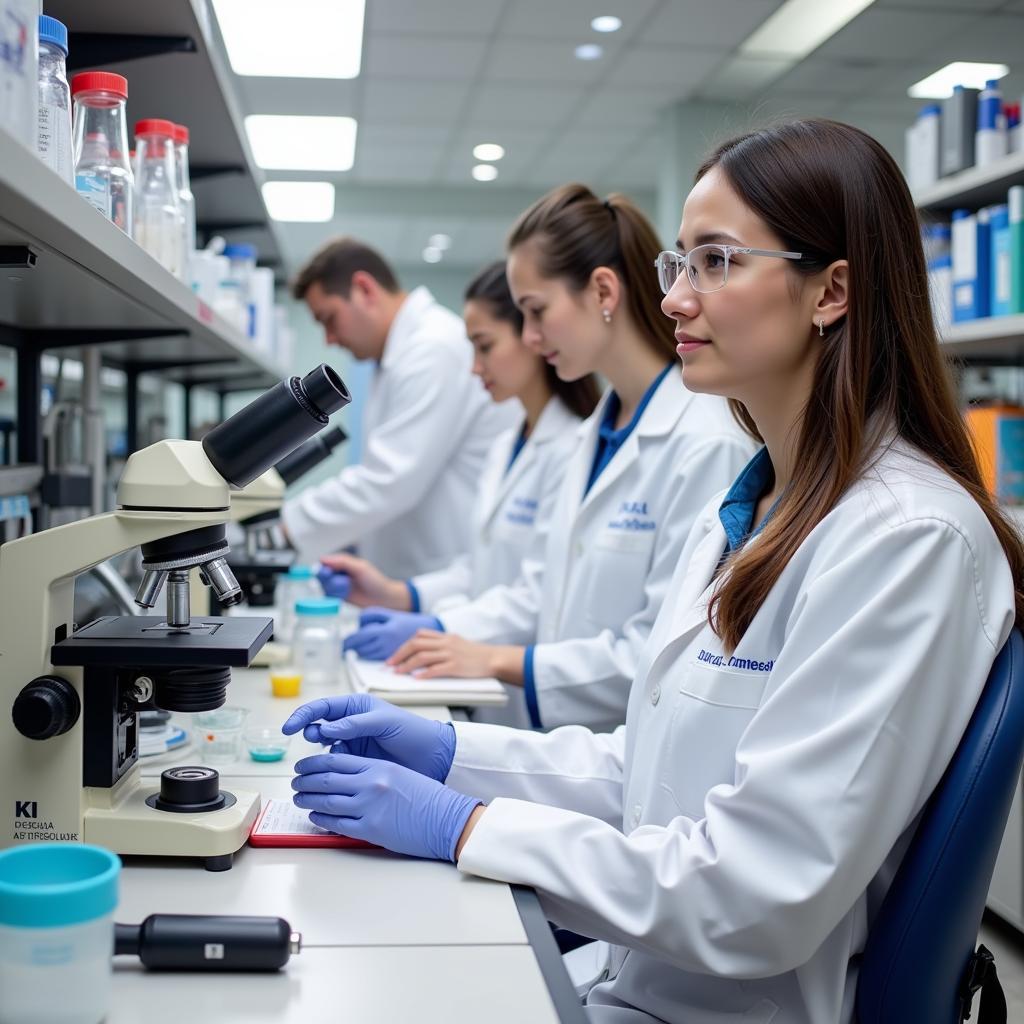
[201,364,350,489]
[274,425,348,486]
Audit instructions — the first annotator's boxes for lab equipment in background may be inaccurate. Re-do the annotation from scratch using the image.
[269,667,302,698]
[1011,186,1024,316]
[137,708,188,758]
[976,79,1008,168]
[904,104,940,191]
[0,0,37,151]
[71,72,133,233]
[292,597,341,686]
[1008,103,1023,155]
[36,15,72,184]
[194,706,248,765]
[251,265,275,355]
[133,118,182,278]
[114,914,300,971]
[941,85,979,178]
[224,243,257,338]
[0,843,120,1024]
[243,726,290,762]
[276,565,321,641]
[952,208,991,322]
[923,223,953,334]
[0,366,351,872]
[171,123,195,261]
[990,204,1012,318]
[964,403,1024,504]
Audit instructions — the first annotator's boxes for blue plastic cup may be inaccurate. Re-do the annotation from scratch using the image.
[0,843,121,1024]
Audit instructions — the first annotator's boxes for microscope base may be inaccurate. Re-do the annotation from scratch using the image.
[83,784,260,868]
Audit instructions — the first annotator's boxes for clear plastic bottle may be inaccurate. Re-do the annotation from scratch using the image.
[223,243,258,339]
[133,118,182,277]
[36,15,72,184]
[292,597,341,687]
[0,0,38,151]
[275,565,321,643]
[172,123,196,264]
[71,72,133,233]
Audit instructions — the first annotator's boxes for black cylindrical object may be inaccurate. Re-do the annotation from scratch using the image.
[202,365,350,489]
[114,914,300,971]
[152,667,231,713]
[274,425,347,486]
[146,766,234,813]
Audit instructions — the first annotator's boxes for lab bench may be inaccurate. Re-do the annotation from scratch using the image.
[116,664,586,1022]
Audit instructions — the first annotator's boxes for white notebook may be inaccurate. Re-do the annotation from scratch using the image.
[345,651,508,707]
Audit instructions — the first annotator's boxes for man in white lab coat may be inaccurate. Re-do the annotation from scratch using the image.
[281,238,516,578]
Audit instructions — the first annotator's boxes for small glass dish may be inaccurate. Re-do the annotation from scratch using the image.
[243,727,291,763]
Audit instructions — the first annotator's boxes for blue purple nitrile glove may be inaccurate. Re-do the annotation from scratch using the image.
[342,607,443,661]
[317,564,352,601]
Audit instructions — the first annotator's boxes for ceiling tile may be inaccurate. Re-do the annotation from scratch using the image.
[364,34,489,80]
[361,79,467,123]
[463,82,587,125]
[606,44,726,92]
[925,13,1024,65]
[639,0,784,48]
[872,0,1003,8]
[500,0,661,37]
[814,9,976,62]
[484,37,618,83]
[366,0,505,35]
[573,86,668,127]
[769,58,905,97]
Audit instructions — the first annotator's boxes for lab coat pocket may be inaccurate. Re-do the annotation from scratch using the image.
[662,662,770,819]
[583,529,657,631]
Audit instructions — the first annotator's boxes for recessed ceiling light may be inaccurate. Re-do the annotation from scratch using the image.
[575,43,603,61]
[262,181,335,222]
[472,164,499,182]
[591,15,621,33]
[212,0,365,79]
[908,61,1010,99]
[422,245,443,263]
[473,143,505,162]
[428,234,452,250]
[245,115,357,171]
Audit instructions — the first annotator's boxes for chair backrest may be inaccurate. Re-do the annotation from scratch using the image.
[856,629,1024,1023]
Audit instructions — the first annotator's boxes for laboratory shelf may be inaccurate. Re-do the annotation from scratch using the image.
[0,123,279,387]
[939,315,1024,363]
[43,0,282,271]
[913,149,1024,213]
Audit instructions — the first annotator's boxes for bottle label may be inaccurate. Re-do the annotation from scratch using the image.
[75,170,111,219]
[38,102,72,182]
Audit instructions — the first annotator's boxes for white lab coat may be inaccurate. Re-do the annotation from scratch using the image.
[410,396,582,613]
[446,436,1016,1024]
[283,287,517,578]
[441,371,753,731]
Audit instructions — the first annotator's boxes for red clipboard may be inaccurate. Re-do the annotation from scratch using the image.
[248,798,374,849]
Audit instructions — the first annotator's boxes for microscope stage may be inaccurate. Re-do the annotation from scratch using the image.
[50,615,274,667]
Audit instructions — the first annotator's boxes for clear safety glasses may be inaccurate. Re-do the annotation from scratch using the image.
[654,244,804,295]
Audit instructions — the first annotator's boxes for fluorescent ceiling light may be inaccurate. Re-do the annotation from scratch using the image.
[422,246,443,264]
[575,44,603,61]
[472,164,498,182]
[591,15,622,33]
[245,115,357,171]
[473,143,505,161]
[262,181,335,222]
[428,234,452,250]
[908,62,1009,99]
[740,0,875,60]
[212,0,365,78]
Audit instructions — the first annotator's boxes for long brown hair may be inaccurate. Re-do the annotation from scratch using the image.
[700,119,1024,650]
[507,183,676,362]
[464,261,600,420]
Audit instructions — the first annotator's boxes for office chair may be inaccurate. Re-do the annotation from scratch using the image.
[856,629,1024,1023]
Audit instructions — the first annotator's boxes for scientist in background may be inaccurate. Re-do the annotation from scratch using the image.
[281,238,516,578]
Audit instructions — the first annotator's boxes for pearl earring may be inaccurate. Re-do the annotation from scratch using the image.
[817,318,824,337]
[602,309,612,324]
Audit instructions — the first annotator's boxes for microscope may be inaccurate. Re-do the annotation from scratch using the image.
[226,425,346,607]
[0,366,350,870]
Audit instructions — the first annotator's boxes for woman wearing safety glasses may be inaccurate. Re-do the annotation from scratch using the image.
[282,120,1023,1023]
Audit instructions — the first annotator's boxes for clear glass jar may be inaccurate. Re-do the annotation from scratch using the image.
[133,118,182,277]
[36,16,72,184]
[275,565,321,643]
[292,597,341,687]
[172,122,196,263]
[71,72,133,233]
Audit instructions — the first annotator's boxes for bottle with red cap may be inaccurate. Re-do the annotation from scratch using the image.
[71,72,133,234]
[171,124,196,265]
[133,118,182,278]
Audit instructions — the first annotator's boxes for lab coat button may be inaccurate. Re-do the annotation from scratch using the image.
[650,684,661,705]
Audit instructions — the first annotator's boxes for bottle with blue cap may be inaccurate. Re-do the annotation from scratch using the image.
[975,78,1007,168]
[275,564,321,643]
[292,596,342,686]
[36,15,72,183]
[224,243,258,339]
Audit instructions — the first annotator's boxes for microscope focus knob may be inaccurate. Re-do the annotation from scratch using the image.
[12,676,81,740]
